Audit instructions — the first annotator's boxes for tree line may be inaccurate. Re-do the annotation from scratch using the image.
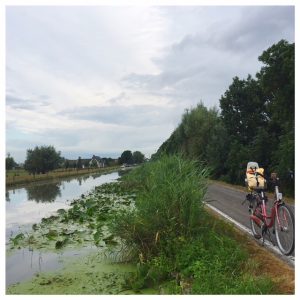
[6,147,146,174]
[153,40,294,196]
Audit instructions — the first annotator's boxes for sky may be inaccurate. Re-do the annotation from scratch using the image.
[5,5,295,163]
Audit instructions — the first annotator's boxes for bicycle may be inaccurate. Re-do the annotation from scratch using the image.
[243,164,294,256]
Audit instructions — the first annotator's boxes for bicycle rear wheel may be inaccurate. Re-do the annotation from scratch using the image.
[275,204,295,255]
[250,207,262,239]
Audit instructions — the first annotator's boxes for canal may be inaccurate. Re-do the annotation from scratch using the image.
[6,171,120,287]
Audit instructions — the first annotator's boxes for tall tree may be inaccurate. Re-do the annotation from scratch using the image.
[6,153,17,170]
[119,150,133,164]
[24,146,62,174]
[257,39,294,130]
[257,40,295,185]
[219,75,267,145]
[132,151,145,164]
[77,156,82,169]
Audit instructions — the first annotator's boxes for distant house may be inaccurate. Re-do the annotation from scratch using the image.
[65,155,106,169]
[89,155,106,168]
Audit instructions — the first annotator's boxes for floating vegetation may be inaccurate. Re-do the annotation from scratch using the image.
[8,182,136,252]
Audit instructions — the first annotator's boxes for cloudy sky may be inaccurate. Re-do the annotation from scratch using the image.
[6,5,294,162]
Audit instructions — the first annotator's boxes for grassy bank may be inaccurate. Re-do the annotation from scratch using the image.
[109,156,283,294]
[6,166,120,187]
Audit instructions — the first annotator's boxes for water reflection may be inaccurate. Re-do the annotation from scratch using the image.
[6,171,120,237]
[6,190,10,202]
[6,173,108,204]
[27,182,62,203]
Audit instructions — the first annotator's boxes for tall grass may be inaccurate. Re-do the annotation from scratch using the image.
[112,155,209,258]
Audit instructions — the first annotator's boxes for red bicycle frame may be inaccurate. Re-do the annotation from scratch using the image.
[250,191,282,229]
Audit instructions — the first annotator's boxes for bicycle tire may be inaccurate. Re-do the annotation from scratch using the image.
[274,204,295,255]
[250,207,262,239]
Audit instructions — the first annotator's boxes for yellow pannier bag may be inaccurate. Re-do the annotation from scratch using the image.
[246,167,266,190]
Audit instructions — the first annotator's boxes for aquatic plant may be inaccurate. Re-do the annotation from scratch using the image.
[8,182,136,252]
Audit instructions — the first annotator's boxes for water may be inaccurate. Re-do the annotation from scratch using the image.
[6,171,120,287]
[6,171,119,241]
[6,246,98,287]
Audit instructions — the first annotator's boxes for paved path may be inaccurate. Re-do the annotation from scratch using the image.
[205,182,295,265]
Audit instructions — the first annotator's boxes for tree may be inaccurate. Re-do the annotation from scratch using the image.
[6,153,17,170]
[24,146,62,174]
[256,40,295,193]
[64,159,70,169]
[132,151,145,164]
[220,75,267,145]
[119,150,133,165]
[257,39,294,131]
[77,156,82,169]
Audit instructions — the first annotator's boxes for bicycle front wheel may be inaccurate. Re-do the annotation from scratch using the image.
[275,204,295,255]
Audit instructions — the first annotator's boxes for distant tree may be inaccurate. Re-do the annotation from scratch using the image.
[24,146,62,174]
[64,159,70,169]
[132,151,145,164]
[77,156,82,169]
[119,150,133,165]
[6,153,17,170]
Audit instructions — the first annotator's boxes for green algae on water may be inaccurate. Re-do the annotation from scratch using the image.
[7,251,157,295]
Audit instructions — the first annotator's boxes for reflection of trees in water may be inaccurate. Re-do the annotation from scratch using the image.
[6,190,10,202]
[91,174,102,180]
[6,189,17,202]
[26,182,62,203]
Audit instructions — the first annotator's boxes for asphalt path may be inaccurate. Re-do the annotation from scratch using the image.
[205,182,295,263]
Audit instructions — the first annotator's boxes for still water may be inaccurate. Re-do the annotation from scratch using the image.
[6,171,119,240]
[6,171,120,287]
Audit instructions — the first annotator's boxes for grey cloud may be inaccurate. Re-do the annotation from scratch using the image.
[6,94,50,109]
[210,6,294,53]
[122,6,294,107]
[35,129,82,147]
[60,104,180,127]
[107,92,127,104]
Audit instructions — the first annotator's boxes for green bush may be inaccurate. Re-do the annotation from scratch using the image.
[111,155,209,258]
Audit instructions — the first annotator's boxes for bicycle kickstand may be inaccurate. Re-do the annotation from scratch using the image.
[267,228,276,246]
[262,226,276,247]
[261,225,268,246]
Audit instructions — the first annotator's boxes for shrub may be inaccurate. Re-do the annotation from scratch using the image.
[111,155,209,258]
